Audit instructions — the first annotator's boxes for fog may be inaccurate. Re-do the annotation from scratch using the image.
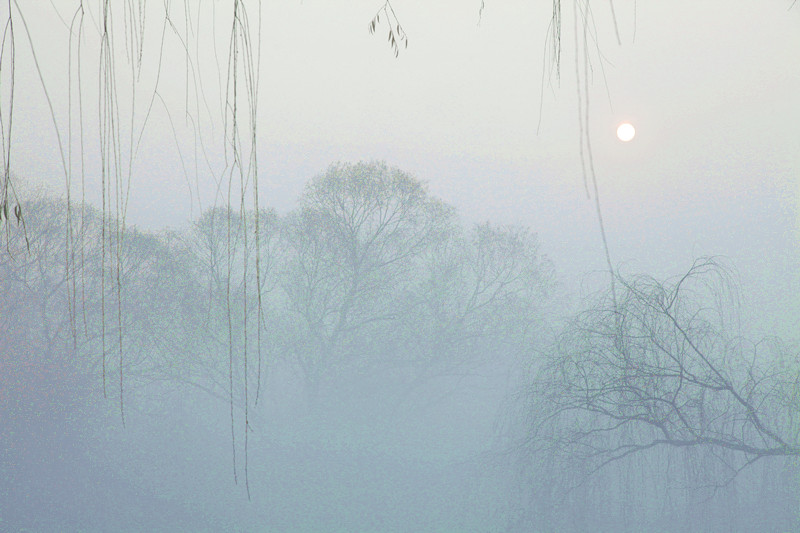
[2,2,799,532]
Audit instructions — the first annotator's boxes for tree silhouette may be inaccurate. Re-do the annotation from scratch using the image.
[527,258,800,482]
[279,161,453,400]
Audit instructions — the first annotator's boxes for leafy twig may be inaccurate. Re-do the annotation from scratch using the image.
[368,1,408,58]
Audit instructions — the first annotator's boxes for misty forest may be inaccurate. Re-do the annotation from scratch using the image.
[1,2,798,532]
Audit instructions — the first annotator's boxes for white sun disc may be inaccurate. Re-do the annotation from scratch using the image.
[616,122,636,142]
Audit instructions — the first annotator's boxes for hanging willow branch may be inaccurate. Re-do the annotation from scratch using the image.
[368,1,408,58]
[222,0,262,501]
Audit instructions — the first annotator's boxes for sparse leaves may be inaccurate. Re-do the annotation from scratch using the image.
[0,201,22,226]
[369,1,408,57]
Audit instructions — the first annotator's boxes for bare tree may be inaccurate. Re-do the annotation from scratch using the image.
[527,258,799,483]
[174,206,280,403]
[397,222,554,372]
[278,161,454,400]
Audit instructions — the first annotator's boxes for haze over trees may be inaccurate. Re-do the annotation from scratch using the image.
[1,162,556,528]
[2,161,798,531]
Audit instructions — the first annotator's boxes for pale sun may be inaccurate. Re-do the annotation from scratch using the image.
[616,122,636,142]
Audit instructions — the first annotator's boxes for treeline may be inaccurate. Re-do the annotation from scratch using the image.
[1,160,554,424]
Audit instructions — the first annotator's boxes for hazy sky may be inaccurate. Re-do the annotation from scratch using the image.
[5,0,799,335]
